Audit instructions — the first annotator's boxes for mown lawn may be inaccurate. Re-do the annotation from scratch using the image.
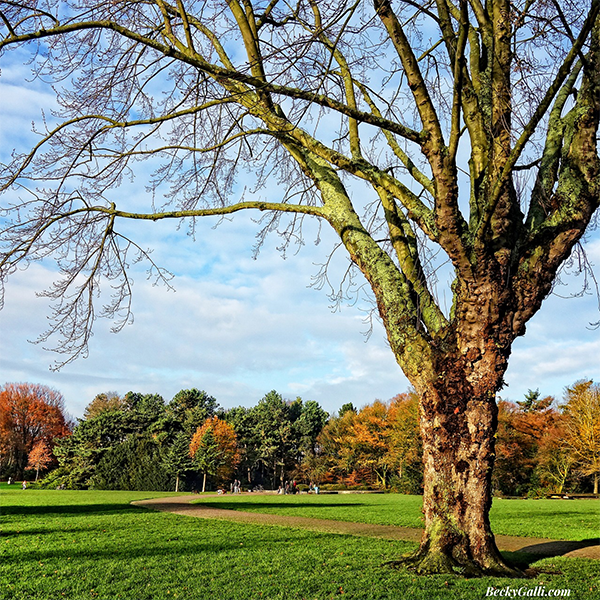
[0,485,598,600]
[193,493,600,541]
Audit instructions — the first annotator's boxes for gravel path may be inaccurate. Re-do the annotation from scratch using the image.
[132,494,599,560]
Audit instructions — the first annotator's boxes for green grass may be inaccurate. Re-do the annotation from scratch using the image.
[193,493,600,541]
[0,485,598,600]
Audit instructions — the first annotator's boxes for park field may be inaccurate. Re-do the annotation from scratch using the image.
[1,485,598,600]
[192,493,600,541]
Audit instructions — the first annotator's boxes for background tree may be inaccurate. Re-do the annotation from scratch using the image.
[346,401,391,488]
[161,432,195,492]
[534,416,575,495]
[1,0,600,575]
[0,383,71,479]
[27,440,53,482]
[89,435,172,491]
[223,405,261,485]
[83,392,124,420]
[50,390,173,489]
[314,401,363,488]
[317,395,421,490]
[167,389,220,435]
[291,399,329,462]
[561,380,600,493]
[386,392,422,494]
[338,403,357,418]
[246,391,295,488]
[493,396,558,496]
[517,390,553,414]
[190,416,240,492]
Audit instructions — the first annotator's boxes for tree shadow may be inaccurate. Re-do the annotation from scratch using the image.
[0,525,343,566]
[516,538,599,557]
[1,526,104,537]
[0,537,254,565]
[502,537,600,568]
[1,503,137,517]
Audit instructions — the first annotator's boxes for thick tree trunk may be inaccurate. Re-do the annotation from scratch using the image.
[417,390,516,575]
[389,360,521,576]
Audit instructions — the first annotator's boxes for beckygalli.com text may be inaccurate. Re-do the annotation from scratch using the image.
[485,587,571,598]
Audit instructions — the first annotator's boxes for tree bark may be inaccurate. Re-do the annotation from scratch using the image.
[417,386,514,575]
[202,472,207,493]
[389,367,519,576]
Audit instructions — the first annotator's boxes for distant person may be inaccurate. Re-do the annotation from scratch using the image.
[21,481,27,490]
[7,477,12,485]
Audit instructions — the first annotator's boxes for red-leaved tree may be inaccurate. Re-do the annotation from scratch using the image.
[190,416,240,492]
[0,383,71,479]
[27,440,54,482]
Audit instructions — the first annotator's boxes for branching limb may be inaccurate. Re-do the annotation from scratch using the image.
[525,61,584,232]
[376,186,448,336]
[355,81,434,197]
[0,12,422,143]
[308,0,362,159]
[481,0,600,235]
[373,0,446,159]
[448,0,468,162]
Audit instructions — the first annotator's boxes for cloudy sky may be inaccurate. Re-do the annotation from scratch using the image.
[1,50,599,420]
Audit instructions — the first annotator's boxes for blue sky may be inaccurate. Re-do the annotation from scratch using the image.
[1,49,599,419]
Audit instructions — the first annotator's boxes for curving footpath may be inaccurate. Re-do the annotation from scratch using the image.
[132,495,600,560]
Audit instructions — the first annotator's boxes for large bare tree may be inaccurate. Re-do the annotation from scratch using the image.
[1,0,599,576]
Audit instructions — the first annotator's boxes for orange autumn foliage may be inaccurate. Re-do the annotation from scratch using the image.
[27,440,54,481]
[0,383,71,478]
[189,416,240,484]
[318,392,421,489]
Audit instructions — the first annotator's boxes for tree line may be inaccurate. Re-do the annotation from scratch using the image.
[1,381,598,495]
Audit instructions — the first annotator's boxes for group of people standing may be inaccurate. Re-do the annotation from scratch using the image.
[277,480,320,494]
[230,479,242,494]
[6,477,27,489]
[278,480,296,494]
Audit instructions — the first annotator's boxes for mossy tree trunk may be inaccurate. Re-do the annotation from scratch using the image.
[414,352,514,575]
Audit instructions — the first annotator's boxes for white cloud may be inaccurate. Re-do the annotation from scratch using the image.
[1,50,599,421]
[0,232,407,418]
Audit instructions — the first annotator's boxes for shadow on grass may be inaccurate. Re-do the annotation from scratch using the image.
[1,526,103,537]
[501,537,600,567]
[0,526,377,566]
[0,539,254,565]
[1,503,137,517]
[517,538,600,557]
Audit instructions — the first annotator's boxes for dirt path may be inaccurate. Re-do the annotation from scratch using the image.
[132,495,599,560]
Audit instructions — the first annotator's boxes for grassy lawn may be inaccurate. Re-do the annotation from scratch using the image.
[0,485,598,600]
[194,493,600,541]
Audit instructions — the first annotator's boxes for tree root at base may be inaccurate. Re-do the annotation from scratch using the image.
[383,550,525,578]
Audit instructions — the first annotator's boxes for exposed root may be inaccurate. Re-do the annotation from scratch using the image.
[383,549,524,578]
